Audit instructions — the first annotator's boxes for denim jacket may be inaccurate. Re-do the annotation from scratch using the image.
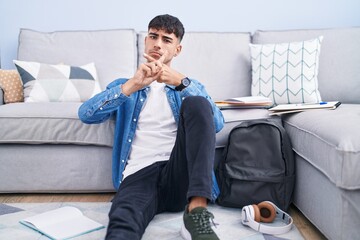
[78,78,224,201]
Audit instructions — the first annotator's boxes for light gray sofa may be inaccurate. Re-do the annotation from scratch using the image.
[0,27,359,240]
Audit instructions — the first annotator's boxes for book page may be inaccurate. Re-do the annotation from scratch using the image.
[21,206,82,229]
[225,96,272,103]
[20,206,104,239]
[215,96,272,109]
[38,216,104,239]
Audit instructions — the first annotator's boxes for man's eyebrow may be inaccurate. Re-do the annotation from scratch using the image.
[148,32,159,37]
[148,32,174,41]
[162,35,174,42]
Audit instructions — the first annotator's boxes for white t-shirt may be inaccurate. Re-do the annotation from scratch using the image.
[123,81,177,179]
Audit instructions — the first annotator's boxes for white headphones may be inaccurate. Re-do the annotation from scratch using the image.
[241,201,293,235]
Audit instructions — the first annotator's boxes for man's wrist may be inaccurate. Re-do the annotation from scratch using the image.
[121,79,137,96]
[175,77,191,91]
[120,84,130,97]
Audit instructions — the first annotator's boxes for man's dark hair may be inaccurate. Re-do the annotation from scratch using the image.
[148,14,185,42]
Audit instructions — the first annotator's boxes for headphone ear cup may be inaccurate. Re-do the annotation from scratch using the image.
[257,201,276,223]
[251,204,261,222]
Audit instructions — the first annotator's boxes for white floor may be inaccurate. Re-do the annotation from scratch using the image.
[0,202,304,240]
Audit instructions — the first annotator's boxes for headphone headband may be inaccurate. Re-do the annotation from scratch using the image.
[241,201,293,235]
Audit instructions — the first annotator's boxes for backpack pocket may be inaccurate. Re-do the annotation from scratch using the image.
[217,166,293,210]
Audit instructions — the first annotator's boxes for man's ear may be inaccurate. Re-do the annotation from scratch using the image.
[174,44,182,57]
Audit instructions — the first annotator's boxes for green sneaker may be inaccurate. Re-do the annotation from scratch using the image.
[180,205,220,240]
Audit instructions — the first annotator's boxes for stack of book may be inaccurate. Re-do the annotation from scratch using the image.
[215,96,273,109]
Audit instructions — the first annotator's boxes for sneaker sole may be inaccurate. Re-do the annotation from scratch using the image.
[180,222,191,240]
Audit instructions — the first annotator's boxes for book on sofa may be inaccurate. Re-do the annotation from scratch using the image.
[215,96,273,109]
[268,101,341,115]
[19,206,104,240]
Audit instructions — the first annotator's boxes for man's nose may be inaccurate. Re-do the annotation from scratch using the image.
[154,39,162,49]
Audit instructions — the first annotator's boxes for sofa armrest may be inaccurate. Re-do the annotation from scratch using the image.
[0,87,4,105]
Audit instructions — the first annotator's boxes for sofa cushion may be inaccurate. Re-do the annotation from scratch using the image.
[17,29,137,90]
[252,27,360,104]
[138,32,252,101]
[14,61,101,102]
[0,103,114,146]
[250,37,323,104]
[0,69,24,103]
[0,144,113,192]
[282,104,360,189]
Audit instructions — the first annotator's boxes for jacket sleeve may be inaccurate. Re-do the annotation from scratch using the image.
[78,78,129,124]
[180,79,225,133]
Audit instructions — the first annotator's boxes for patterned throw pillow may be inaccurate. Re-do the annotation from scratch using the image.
[250,36,323,105]
[0,69,24,103]
[13,60,101,102]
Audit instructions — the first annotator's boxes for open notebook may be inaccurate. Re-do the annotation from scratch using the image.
[20,206,104,240]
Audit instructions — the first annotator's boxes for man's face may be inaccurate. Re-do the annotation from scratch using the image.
[145,28,182,65]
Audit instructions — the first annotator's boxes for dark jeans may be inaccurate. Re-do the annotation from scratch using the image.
[105,96,216,240]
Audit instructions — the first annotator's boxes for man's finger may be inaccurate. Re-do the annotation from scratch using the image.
[143,53,156,62]
[144,62,158,74]
[154,69,163,82]
[158,50,168,63]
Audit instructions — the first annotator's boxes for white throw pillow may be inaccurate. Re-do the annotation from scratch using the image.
[250,36,323,104]
[14,60,101,102]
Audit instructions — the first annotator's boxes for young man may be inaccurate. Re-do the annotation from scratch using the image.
[78,14,224,240]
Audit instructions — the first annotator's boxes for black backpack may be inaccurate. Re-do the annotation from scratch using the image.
[216,118,295,211]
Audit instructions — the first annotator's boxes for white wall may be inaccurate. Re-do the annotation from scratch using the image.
[1,0,359,69]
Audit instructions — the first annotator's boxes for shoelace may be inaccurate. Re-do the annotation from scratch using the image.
[190,209,218,234]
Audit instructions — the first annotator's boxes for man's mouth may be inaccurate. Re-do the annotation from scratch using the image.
[150,51,162,59]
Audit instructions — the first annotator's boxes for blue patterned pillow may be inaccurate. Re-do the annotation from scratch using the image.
[250,36,323,104]
[14,60,101,102]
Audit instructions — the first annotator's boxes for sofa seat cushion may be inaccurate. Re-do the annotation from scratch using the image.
[282,104,360,189]
[0,103,114,146]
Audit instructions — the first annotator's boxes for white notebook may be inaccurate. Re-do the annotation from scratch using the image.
[20,206,104,240]
[268,101,341,115]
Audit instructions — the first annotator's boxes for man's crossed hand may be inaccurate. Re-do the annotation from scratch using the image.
[121,51,185,96]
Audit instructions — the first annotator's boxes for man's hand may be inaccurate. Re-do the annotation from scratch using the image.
[156,64,185,87]
[144,51,185,87]
[121,52,167,96]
